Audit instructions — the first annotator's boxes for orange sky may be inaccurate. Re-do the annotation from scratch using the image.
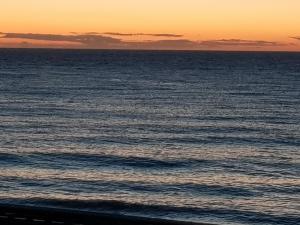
[1,0,300,51]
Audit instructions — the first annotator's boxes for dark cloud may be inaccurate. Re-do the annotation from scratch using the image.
[0,32,284,50]
[290,36,300,41]
[103,32,135,36]
[150,34,184,38]
[130,39,199,49]
[103,32,183,38]
[0,32,191,49]
[200,39,281,47]
[85,32,101,35]
[71,32,101,35]
[0,32,123,48]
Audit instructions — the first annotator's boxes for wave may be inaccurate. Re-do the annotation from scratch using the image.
[0,152,187,169]
[1,151,299,178]
[1,174,264,198]
[1,198,299,225]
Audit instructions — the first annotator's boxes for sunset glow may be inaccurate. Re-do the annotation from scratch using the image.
[1,0,300,51]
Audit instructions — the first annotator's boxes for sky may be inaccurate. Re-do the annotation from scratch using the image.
[1,0,300,51]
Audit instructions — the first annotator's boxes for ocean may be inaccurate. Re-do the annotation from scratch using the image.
[0,49,299,225]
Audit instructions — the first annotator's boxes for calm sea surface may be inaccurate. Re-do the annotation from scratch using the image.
[0,49,299,225]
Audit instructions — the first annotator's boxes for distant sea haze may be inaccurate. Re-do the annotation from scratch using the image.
[0,49,299,225]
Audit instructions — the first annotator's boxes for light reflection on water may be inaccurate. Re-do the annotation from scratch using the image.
[0,49,299,225]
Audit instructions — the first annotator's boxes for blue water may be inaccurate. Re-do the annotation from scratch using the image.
[0,49,299,225]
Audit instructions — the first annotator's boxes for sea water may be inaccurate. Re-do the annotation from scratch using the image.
[0,49,299,225]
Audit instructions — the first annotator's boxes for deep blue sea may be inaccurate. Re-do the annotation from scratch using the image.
[0,49,299,225]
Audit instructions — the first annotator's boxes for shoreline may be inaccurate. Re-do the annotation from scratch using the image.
[0,203,214,225]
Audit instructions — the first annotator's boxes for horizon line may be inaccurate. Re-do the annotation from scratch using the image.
[1,46,300,53]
